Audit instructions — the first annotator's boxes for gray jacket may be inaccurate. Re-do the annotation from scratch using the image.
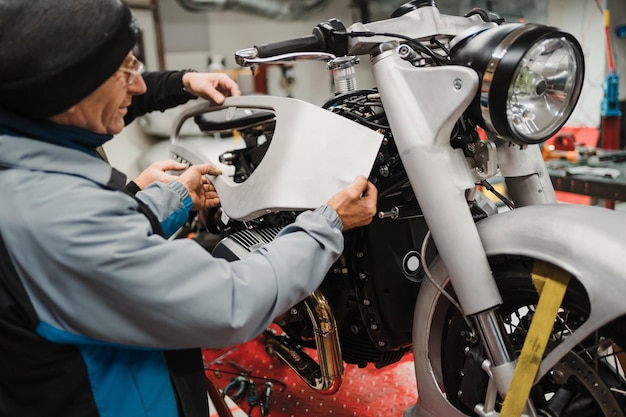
[0,133,344,349]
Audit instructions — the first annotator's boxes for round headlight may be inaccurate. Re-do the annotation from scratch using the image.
[451,23,584,145]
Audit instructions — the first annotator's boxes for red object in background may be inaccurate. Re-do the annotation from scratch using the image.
[549,132,576,151]
[544,127,600,206]
[203,334,418,417]
[253,65,269,94]
[601,116,622,150]
[544,126,599,150]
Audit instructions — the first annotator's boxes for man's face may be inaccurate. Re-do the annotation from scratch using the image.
[54,52,147,135]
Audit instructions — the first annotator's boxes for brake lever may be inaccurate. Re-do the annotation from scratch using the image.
[234,48,336,67]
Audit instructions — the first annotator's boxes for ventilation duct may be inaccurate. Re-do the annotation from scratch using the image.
[175,0,329,20]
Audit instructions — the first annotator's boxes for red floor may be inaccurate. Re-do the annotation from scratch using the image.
[203,331,418,417]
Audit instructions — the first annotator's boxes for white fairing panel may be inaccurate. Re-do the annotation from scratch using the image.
[171,95,383,220]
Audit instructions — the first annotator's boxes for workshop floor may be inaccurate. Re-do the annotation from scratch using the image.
[203,330,418,417]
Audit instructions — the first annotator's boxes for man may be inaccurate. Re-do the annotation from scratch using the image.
[0,1,378,417]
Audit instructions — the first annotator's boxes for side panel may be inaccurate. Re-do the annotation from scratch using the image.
[171,96,383,220]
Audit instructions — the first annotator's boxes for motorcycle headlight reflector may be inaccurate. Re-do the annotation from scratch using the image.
[451,23,584,145]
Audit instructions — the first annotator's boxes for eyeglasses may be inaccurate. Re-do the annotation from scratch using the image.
[119,56,144,85]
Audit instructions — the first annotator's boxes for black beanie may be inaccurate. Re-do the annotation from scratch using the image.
[0,0,138,119]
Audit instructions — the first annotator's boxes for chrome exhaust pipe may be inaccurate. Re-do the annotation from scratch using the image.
[264,289,344,394]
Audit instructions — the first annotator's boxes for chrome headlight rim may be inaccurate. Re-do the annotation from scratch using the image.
[451,23,585,146]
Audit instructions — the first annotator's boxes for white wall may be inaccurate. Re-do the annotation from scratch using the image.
[548,0,606,127]
[204,2,374,105]
[105,0,618,178]
[608,0,626,100]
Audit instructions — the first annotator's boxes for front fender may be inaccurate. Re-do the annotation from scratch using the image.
[407,204,626,417]
[477,203,626,379]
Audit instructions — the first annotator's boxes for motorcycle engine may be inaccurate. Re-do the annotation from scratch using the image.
[212,194,435,368]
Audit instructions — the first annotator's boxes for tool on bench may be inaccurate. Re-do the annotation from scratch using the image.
[204,347,237,369]
[221,375,250,401]
[228,360,253,375]
[246,381,261,415]
[261,381,273,417]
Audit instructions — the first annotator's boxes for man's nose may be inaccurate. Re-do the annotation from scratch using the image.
[128,75,147,95]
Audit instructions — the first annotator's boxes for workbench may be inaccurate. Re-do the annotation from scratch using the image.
[547,158,626,202]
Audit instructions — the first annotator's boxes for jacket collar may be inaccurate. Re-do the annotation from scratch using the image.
[0,109,112,157]
[0,134,127,191]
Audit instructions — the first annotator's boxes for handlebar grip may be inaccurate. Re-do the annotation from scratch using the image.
[255,34,325,58]
[254,19,348,58]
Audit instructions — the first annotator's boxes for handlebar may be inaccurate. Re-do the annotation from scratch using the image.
[235,18,348,66]
[233,5,497,67]
[255,34,324,58]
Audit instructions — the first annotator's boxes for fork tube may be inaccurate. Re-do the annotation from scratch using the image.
[474,311,513,365]
[496,141,558,206]
[371,48,519,400]
[371,49,503,316]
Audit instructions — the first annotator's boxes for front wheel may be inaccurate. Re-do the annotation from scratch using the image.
[441,256,626,417]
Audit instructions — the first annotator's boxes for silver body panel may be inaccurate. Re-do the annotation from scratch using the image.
[171,96,383,220]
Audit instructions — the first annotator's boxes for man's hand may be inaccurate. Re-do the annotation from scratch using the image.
[327,176,378,230]
[182,72,241,104]
[178,163,223,211]
[134,160,188,190]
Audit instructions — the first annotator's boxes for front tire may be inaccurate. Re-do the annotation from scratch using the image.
[440,256,626,416]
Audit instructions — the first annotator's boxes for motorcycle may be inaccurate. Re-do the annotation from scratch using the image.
[170,1,626,416]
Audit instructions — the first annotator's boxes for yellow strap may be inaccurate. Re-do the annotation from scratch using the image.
[499,261,570,417]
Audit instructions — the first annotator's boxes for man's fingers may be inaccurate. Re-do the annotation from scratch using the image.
[348,176,370,197]
[214,74,241,96]
[151,160,187,172]
[195,163,222,177]
[362,179,376,198]
[206,85,225,104]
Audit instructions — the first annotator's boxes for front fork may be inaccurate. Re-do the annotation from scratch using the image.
[454,145,558,416]
[473,312,538,417]
[371,46,557,412]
